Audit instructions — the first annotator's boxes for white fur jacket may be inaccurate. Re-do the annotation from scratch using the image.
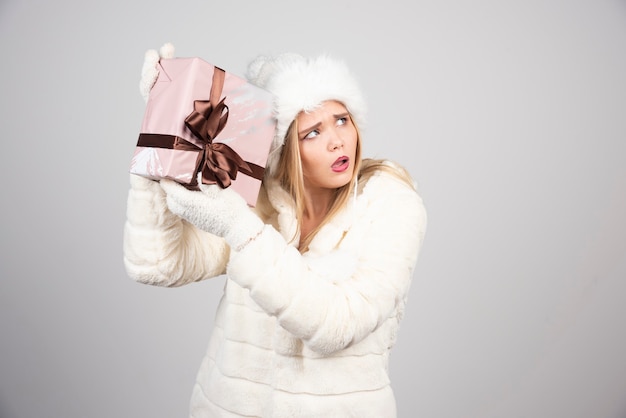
[123,165,427,418]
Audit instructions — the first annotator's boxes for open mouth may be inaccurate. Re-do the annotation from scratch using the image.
[332,156,350,172]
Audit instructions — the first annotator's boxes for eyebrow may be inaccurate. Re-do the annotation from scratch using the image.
[299,122,321,136]
[298,113,350,136]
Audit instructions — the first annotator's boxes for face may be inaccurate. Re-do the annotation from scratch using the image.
[296,100,358,192]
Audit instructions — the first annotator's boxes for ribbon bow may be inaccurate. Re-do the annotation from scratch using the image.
[184,98,254,189]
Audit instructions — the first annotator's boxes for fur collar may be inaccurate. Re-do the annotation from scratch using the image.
[261,170,386,256]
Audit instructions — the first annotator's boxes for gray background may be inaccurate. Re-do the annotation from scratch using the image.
[1,0,625,417]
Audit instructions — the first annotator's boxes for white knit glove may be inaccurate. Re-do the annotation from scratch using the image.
[139,42,175,102]
[160,179,265,251]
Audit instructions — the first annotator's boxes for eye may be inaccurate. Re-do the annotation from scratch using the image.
[302,129,319,140]
[336,115,350,126]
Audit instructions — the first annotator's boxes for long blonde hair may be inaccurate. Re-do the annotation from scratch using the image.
[273,114,415,252]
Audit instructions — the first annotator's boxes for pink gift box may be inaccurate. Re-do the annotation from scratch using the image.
[130,57,276,207]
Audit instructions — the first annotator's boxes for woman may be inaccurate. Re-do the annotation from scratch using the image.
[125,44,427,417]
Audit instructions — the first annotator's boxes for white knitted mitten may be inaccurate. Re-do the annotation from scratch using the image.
[160,179,264,251]
[139,42,175,102]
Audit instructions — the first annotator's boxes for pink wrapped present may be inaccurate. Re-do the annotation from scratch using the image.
[130,57,276,207]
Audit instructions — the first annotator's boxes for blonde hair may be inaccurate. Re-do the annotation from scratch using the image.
[273,113,415,252]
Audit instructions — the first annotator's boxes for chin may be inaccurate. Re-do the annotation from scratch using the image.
[332,173,354,189]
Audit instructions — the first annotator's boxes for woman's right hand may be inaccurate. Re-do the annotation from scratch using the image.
[139,43,175,102]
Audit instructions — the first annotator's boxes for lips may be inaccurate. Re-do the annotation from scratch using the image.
[332,156,350,172]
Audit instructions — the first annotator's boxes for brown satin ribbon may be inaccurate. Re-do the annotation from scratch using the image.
[185,96,260,189]
[137,66,265,190]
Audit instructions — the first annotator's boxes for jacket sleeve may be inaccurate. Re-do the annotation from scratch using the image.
[227,173,427,354]
[123,175,229,287]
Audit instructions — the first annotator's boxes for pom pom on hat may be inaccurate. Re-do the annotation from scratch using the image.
[246,53,366,176]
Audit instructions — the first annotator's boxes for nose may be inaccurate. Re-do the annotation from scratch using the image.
[328,130,344,151]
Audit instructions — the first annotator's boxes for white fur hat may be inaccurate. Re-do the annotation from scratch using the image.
[245,53,367,175]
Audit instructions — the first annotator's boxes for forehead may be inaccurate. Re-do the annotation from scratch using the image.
[296,100,348,124]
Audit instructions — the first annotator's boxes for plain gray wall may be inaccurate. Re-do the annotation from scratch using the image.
[1,0,625,417]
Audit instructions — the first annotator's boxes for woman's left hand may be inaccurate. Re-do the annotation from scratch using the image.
[160,179,265,251]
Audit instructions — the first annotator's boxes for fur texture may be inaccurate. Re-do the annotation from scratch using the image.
[245,53,367,175]
[160,178,264,251]
[139,43,175,102]
[123,168,427,417]
[123,174,230,286]
[138,46,366,175]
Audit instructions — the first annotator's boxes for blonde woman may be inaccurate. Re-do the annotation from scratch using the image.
[124,44,427,417]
